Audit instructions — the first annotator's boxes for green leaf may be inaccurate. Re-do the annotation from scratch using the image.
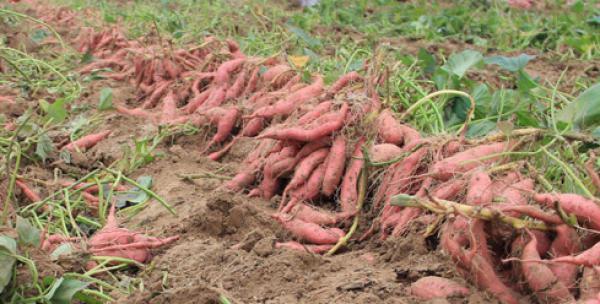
[35,133,54,162]
[484,54,535,72]
[67,116,90,140]
[60,150,72,164]
[114,176,152,208]
[441,49,483,78]
[588,16,600,25]
[466,120,497,138]
[516,70,538,92]
[0,236,17,294]
[50,244,73,261]
[30,29,49,44]
[417,48,436,74]
[557,83,600,128]
[516,111,540,128]
[80,52,93,64]
[98,88,113,110]
[286,24,321,48]
[47,98,67,124]
[472,83,491,114]
[16,216,40,247]
[48,278,89,304]
[346,58,364,72]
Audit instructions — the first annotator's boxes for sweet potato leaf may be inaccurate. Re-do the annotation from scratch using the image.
[441,49,483,78]
[558,83,600,128]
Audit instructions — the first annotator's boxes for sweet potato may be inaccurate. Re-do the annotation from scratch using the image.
[224,160,260,192]
[257,103,348,142]
[15,179,41,202]
[89,201,179,263]
[203,107,239,151]
[289,203,338,226]
[322,136,347,196]
[282,163,326,212]
[533,193,600,230]
[432,178,466,201]
[63,130,111,152]
[468,253,520,304]
[226,39,245,59]
[339,138,365,214]
[382,147,429,205]
[399,124,421,146]
[242,118,265,137]
[274,241,332,254]
[159,91,178,124]
[328,71,362,95]
[243,67,260,95]
[442,220,519,304]
[262,64,291,82]
[225,67,248,100]
[491,172,521,195]
[520,231,574,304]
[496,204,563,225]
[497,178,534,208]
[466,171,493,206]
[285,148,329,192]
[202,86,227,108]
[547,241,600,267]
[273,213,344,245]
[141,80,171,109]
[410,276,470,300]
[296,101,332,125]
[257,145,300,199]
[214,58,245,85]
[369,143,404,163]
[376,109,404,145]
[431,142,513,180]
[548,225,580,290]
[247,75,324,119]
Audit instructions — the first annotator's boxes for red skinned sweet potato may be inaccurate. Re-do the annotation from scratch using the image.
[410,276,470,300]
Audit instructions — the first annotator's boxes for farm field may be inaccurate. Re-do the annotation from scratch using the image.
[1,0,600,303]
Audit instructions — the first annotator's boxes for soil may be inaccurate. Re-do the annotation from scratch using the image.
[106,141,496,304]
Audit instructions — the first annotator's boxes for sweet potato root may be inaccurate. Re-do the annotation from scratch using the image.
[431,142,513,180]
[274,241,332,254]
[410,276,470,300]
[322,136,347,196]
[273,213,344,245]
[533,193,600,230]
[520,231,574,304]
[62,130,111,152]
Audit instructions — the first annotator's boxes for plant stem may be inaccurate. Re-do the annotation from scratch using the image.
[399,89,475,137]
[390,193,550,230]
[326,146,369,256]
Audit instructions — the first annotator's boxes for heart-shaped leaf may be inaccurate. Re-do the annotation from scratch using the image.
[16,216,40,247]
[114,176,152,208]
[441,49,483,78]
[47,98,67,124]
[558,83,600,129]
[0,236,17,294]
[47,278,89,304]
[50,244,74,261]
[484,54,535,72]
[98,88,113,111]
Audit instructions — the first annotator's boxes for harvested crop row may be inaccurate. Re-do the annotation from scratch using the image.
[61,26,600,303]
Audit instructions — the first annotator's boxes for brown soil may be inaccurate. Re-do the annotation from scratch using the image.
[101,138,497,304]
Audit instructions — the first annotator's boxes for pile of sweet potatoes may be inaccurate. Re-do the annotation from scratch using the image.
[74,27,600,303]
